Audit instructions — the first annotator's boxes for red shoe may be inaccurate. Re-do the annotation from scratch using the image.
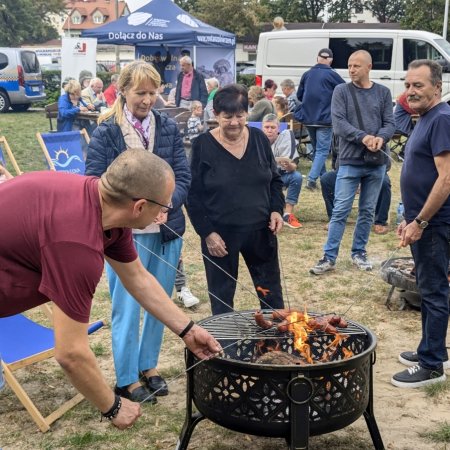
[284,213,302,229]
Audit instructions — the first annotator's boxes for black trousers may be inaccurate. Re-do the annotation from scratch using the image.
[201,227,284,315]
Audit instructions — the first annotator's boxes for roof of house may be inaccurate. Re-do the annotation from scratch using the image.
[63,0,128,31]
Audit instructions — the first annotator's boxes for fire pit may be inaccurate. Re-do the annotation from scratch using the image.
[380,257,421,309]
[176,310,384,450]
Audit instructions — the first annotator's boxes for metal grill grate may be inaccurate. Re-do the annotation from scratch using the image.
[199,310,367,340]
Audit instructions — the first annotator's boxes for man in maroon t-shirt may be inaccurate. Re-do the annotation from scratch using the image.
[0,149,221,429]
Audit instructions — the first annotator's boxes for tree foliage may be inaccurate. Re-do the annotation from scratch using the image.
[0,0,65,47]
[401,0,446,35]
[364,0,406,23]
[194,0,269,37]
[327,0,357,22]
[299,0,327,21]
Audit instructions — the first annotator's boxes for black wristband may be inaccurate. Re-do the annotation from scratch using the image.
[101,394,122,421]
[179,320,195,338]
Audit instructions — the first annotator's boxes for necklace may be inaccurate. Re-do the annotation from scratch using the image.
[218,129,247,159]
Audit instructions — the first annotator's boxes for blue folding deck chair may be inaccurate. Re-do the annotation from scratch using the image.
[36,129,90,175]
[0,136,22,175]
[0,311,103,432]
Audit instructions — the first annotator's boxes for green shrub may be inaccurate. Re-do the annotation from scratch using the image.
[37,70,118,106]
[237,73,256,88]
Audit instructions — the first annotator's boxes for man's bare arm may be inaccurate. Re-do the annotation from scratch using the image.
[52,304,141,428]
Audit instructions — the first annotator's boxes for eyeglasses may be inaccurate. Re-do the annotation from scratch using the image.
[132,198,173,213]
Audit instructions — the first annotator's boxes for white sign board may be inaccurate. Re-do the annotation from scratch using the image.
[61,37,97,88]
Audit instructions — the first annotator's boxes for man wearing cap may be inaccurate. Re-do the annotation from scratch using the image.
[295,48,345,190]
[0,149,221,430]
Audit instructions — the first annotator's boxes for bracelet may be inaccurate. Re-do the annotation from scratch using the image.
[101,394,122,421]
[179,320,195,339]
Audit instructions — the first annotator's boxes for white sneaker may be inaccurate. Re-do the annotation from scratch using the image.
[177,287,200,308]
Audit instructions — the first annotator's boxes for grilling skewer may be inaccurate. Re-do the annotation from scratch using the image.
[132,222,404,405]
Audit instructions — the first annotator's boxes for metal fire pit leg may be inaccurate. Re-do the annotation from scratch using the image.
[363,352,385,450]
[175,350,205,450]
[287,375,314,450]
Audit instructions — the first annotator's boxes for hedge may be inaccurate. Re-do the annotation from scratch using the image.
[38,71,114,106]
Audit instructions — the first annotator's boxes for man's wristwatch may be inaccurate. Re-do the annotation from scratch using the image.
[414,216,429,229]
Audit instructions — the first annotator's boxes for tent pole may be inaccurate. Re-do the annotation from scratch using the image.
[115,0,120,72]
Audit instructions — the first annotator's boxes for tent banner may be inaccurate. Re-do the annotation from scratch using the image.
[136,46,235,93]
[136,46,192,93]
[196,48,235,87]
[82,0,235,48]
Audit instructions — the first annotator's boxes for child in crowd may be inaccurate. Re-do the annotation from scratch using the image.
[273,96,289,119]
[187,101,204,141]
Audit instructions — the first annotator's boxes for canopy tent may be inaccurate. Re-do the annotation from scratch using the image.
[81,0,235,48]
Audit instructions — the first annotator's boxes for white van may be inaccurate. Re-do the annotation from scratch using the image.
[255,29,450,102]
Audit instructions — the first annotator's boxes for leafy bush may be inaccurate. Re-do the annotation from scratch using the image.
[37,71,117,106]
[237,73,256,88]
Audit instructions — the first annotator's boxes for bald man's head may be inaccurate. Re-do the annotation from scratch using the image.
[100,149,174,206]
[348,50,373,87]
[351,50,372,64]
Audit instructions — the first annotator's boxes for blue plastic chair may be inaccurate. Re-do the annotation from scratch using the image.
[0,310,103,431]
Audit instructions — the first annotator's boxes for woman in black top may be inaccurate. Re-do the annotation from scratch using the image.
[187,84,285,315]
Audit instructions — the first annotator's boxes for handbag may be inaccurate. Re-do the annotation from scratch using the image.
[347,83,386,166]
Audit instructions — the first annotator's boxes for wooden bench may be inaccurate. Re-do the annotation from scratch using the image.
[45,103,58,131]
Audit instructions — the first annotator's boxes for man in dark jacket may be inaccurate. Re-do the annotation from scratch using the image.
[295,48,345,189]
[175,56,208,108]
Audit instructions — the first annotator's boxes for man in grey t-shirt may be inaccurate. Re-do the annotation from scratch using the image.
[310,50,395,275]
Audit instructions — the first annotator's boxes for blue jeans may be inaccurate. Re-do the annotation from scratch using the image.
[324,164,385,262]
[281,170,302,205]
[320,170,337,218]
[411,225,450,370]
[321,170,391,224]
[374,173,391,226]
[306,126,332,182]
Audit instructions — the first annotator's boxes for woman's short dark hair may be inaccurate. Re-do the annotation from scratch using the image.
[264,79,277,90]
[213,84,248,115]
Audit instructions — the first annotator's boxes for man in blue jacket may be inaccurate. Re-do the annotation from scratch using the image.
[295,48,345,190]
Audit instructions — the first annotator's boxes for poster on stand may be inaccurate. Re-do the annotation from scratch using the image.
[195,48,235,87]
[136,46,192,94]
[61,38,97,90]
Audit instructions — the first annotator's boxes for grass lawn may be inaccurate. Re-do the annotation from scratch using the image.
[1,110,450,449]
[0,110,50,172]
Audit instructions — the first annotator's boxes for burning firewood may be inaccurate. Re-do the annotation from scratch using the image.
[255,350,306,365]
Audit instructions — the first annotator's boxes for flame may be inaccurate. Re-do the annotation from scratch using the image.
[287,310,314,364]
[342,347,354,359]
[256,286,270,297]
[254,308,353,365]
